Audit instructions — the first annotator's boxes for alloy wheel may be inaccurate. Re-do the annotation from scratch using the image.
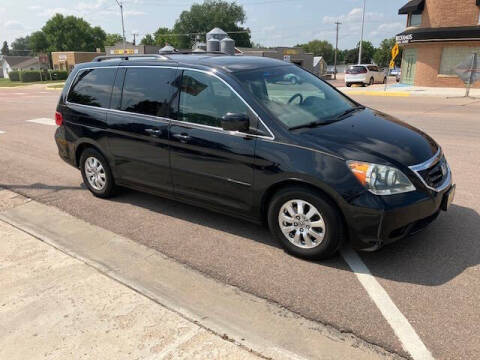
[84,156,107,191]
[278,199,326,249]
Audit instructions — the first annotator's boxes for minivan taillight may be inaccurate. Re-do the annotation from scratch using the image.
[55,111,63,126]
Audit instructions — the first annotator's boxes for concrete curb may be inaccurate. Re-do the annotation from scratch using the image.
[0,191,403,360]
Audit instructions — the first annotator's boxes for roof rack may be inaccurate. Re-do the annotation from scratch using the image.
[157,51,226,55]
[92,54,169,62]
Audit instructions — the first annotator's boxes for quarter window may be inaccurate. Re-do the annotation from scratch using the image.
[67,68,116,108]
[178,70,249,128]
[120,67,177,117]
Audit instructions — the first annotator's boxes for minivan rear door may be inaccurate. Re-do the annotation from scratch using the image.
[169,69,257,213]
[106,65,179,194]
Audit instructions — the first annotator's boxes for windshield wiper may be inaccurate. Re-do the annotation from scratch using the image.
[289,106,365,131]
[333,105,365,120]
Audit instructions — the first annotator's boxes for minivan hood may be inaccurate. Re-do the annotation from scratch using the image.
[298,108,438,167]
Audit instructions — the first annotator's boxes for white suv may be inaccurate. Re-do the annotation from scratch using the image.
[345,64,387,87]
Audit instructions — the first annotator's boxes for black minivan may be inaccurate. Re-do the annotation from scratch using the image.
[55,53,455,259]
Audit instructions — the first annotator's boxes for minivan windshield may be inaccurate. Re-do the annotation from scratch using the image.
[234,65,358,129]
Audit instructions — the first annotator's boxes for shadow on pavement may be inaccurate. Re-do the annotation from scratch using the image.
[358,204,480,286]
[111,189,478,286]
[111,188,280,249]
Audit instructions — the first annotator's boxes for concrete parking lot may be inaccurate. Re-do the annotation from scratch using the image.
[0,85,479,359]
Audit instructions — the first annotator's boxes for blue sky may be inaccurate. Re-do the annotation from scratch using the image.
[0,0,407,50]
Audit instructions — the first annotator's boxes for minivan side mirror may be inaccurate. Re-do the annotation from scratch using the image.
[221,113,250,132]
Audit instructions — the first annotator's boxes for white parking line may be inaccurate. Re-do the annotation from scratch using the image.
[0,130,5,134]
[26,118,56,126]
[12,92,26,95]
[341,247,434,360]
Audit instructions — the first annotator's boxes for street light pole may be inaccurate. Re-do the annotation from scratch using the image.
[115,0,126,51]
[358,0,366,64]
[334,22,341,80]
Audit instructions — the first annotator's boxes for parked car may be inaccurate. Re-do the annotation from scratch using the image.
[389,67,401,76]
[55,54,454,260]
[345,64,387,87]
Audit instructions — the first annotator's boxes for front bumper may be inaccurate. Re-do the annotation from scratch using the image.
[343,184,453,250]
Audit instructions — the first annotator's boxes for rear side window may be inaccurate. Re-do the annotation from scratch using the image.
[67,68,116,108]
[120,67,177,118]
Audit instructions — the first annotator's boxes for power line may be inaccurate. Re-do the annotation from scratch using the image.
[114,0,127,50]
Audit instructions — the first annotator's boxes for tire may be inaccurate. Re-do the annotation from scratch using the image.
[80,148,116,198]
[369,77,374,86]
[346,83,352,88]
[267,186,344,260]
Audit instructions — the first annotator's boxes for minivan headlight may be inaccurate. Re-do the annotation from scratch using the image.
[347,161,415,195]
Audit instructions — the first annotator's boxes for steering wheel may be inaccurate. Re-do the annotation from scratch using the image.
[288,93,303,104]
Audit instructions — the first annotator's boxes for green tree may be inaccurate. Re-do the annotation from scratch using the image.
[373,38,402,68]
[11,36,31,55]
[140,34,155,45]
[1,41,9,55]
[105,33,123,47]
[298,40,335,64]
[343,41,376,64]
[153,27,180,48]
[42,14,106,52]
[173,0,251,49]
[29,31,49,54]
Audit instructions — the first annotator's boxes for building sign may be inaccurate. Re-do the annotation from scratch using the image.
[283,49,298,55]
[396,34,413,44]
[110,49,139,55]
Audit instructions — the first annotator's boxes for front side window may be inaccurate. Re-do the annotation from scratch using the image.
[235,65,356,129]
[120,67,177,117]
[439,46,480,75]
[178,70,249,128]
[409,13,422,27]
[67,68,116,108]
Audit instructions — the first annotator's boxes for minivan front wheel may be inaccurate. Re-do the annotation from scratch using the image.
[268,187,343,259]
[80,148,115,198]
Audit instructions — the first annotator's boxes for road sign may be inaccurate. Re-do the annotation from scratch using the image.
[391,44,399,60]
[454,53,480,97]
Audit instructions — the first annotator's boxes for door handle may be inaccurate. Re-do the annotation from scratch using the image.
[173,133,191,142]
[145,128,162,137]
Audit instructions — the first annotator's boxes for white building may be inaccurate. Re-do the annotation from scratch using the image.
[0,56,46,78]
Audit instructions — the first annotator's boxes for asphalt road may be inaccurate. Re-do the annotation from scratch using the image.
[0,85,479,359]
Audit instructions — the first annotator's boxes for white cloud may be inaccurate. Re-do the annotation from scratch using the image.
[4,20,25,30]
[369,22,404,37]
[323,7,384,25]
[124,10,146,16]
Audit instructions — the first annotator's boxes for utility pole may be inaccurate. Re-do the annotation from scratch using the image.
[132,32,139,46]
[358,0,366,64]
[115,0,126,52]
[334,22,341,80]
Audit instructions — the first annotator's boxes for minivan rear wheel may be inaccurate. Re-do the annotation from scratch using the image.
[267,187,343,259]
[80,148,115,198]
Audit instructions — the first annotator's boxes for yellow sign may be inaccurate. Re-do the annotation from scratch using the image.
[391,44,399,60]
[111,49,136,55]
[283,49,299,55]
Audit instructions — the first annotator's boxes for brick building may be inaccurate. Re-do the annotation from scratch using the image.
[51,51,104,72]
[396,0,480,87]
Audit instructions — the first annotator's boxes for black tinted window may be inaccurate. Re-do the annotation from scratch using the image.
[68,68,115,108]
[120,67,177,117]
[179,70,248,127]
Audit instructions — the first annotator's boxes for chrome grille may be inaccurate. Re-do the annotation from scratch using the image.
[417,156,447,189]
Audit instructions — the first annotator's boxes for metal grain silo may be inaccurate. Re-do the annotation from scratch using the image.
[220,37,235,55]
[206,27,227,41]
[207,38,220,52]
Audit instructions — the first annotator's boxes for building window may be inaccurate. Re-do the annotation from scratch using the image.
[408,13,422,27]
[439,47,480,75]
